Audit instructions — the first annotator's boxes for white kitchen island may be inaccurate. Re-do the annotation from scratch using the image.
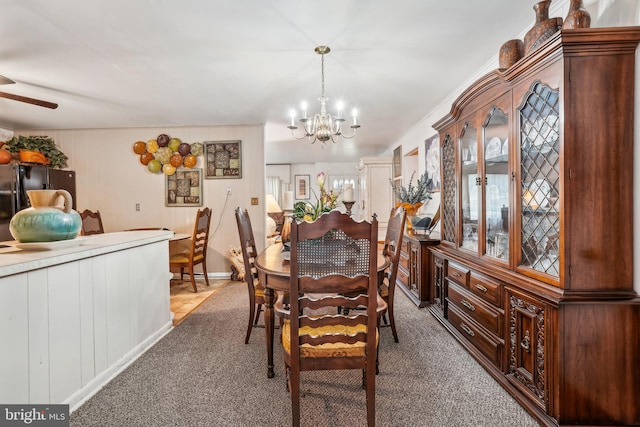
[0,230,174,411]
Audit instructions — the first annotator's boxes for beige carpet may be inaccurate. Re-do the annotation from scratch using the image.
[169,278,232,326]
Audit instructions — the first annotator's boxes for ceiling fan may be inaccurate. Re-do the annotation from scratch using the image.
[0,74,58,109]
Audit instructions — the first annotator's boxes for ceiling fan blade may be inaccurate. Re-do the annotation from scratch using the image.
[0,75,16,85]
[0,91,58,109]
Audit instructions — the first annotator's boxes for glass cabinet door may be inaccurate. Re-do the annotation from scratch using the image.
[519,82,560,278]
[460,122,478,252]
[441,133,456,244]
[483,107,509,262]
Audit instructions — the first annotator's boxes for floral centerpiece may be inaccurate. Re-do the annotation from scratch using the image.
[293,172,340,222]
[389,172,432,230]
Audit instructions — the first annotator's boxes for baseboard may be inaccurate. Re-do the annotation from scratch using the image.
[66,319,174,413]
[172,272,233,280]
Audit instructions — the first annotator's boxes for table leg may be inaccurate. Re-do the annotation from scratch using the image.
[264,286,275,378]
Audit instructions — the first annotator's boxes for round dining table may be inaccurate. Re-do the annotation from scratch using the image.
[255,242,388,378]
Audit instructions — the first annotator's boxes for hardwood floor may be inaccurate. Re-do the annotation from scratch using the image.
[169,278,231,326]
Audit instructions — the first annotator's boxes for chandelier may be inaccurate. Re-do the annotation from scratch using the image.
[287,46,360,145]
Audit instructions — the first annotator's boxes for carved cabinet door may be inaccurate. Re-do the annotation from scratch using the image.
[505,287,548,410]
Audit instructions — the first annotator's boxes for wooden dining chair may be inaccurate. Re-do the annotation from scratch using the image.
[275,210,381,427]
[169,207,212,293]
[235,207,268,344]
[79,209,105,235]
[378,206,407,343]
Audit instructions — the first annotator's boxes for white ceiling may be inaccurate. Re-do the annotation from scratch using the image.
[0,0,540,163]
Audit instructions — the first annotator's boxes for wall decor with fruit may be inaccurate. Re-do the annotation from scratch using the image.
[132,134,203,175]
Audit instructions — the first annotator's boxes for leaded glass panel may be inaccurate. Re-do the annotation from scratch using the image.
[519,82,560,277]
[442,134,456,243]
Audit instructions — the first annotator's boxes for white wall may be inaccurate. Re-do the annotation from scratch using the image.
[14,125,265,276]
[386,0,640,293]
[285,161,360,216]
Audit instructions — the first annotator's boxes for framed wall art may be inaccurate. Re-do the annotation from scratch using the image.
[166,168,203,207]
[393,145,402,178]
[424,134,440,191]
[204,140,242,179]
[294,174,310,200]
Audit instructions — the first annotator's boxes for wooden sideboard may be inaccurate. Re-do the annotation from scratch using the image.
[396,232,439,307]
[430,28,640,426]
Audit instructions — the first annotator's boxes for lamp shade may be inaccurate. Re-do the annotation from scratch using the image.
[265,193,282,213]
[283,191,294,211]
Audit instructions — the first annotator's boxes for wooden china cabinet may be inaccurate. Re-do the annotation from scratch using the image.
[431,27,640,426]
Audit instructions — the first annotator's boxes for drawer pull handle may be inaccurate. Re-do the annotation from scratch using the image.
[460,323,475,337]
[452,272,461,278]
[461,299,475,311]
[521,331,531,352]
[475,284,488,292]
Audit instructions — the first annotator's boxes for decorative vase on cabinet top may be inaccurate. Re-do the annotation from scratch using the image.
[9,189,81,243]
[398,202,422,232]
[562,0,591,29]
[499,39,525,69]
[524,0,563,55]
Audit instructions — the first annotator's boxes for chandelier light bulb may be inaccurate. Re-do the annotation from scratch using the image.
[286,45,361,146]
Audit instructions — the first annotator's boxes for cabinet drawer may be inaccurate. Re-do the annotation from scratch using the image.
[448,304,502,368]
[399,251,409,271]
[446,262,469,287]
[469,273,501,306]
[448,282,502,335]
[396,265,409,288]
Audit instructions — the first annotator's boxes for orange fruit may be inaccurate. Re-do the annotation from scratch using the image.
[183,154,197,168]
[170,153,183,167]
[133,141,146,154]
[140,152,154,165]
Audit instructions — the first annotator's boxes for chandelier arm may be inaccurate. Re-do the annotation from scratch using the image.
[338,128,358,139]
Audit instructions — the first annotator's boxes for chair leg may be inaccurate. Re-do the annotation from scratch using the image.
[366,366,375,427]
[179,267,184,280]
[188,264,197,293]
[254,304,263,325]
[201,261,210,287]
[389,286,399,343]
[245,290,257,344]
[291,367,300,427]
[382,312,389,325]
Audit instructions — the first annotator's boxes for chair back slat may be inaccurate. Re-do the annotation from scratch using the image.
[300,314,367,329]
[301,333,368,347]
[299,294,368,311]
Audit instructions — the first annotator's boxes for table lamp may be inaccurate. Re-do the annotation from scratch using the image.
[265,193,282,214]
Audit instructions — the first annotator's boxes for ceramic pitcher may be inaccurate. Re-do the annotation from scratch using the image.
[9,189,81,243]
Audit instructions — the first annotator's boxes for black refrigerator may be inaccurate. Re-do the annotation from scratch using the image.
[0,164,77,241]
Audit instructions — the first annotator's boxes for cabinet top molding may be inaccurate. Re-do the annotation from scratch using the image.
[434,26,640,131]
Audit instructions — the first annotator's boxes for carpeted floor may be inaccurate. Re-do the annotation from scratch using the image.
[71,281,541,426]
